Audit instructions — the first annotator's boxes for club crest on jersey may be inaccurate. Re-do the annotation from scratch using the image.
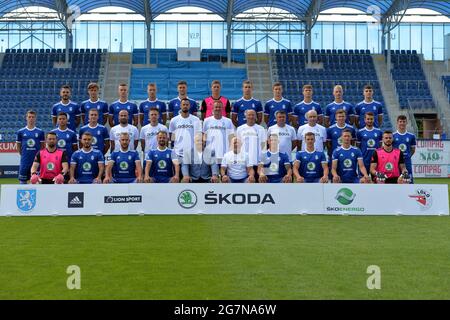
[58,139,66,148]
[27,139,35,147]
[47,162,55,171]
[367,139,375,147]
[83,162,92,171]
[158,160,167,169]
[92,137,98,145]
[343,159,352,168]
[338,137,343,145]
[399,144,407,152]
[307,162,316,170]
[385,162,394,171]
[17,189,36,212]
[120,161,129,170]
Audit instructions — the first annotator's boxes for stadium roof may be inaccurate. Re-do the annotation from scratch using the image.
[0,0,448,20]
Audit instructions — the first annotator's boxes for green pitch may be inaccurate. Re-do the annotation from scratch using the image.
[0,178,449,299]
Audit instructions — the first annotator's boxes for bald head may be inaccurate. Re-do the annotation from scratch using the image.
[119,109,129,125]
[306,109,318,125]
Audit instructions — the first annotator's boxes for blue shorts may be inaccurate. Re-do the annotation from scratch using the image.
[18,163,32,182]
[113,178,137,183]
[230,177,248,183]
[342,177,360,184]
[305,178,321,183]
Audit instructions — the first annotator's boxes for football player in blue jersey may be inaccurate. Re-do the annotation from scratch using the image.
[108,83,139,127]
[264,82,293,127]
[325,85,355,127]
[332,129,370,184]
[292,84,323,128]
[69,132,104,184]
[356,112,382,176]
[51,85,81,131]
[103,132,143,184]
[258,133,292,183]
[139,83,167,126]
[232,80,263,127]
[51,112,78,163]
[168,80,198,119]
[393,115,416,183]
[293,132,329,183]
[79,108,110,155]
[80,82,109,125]
[16,110,45,184]
[144,131,180,183]
[355,84,383,129]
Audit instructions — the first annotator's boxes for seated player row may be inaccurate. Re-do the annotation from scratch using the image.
[20,102,415,184]
[50,80,384,131]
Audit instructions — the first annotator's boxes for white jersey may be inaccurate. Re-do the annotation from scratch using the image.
[297,123,327,152]
[236,123,267,166]
[221,151,250,180]
[139,123,168,153]
[169,114,202,157]
[109,124,139,152]
[203,116,235,160]
[267,124,297,161]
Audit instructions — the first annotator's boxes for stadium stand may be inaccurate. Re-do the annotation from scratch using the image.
[272,49,392,130]
[130,49,247,101]
[441,75,450,103]
[386,50,435,110]
[0,49,103,141]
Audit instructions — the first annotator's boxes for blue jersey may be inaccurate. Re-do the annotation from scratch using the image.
[325,101,354,126]
[295,150,327,182]
[168,97,198,117]
[147,148,176,183]
[16,127,45,166]
[356,127,382,167]
[70,148,104,184]
[327,124,356,154]
[332,146,363,183]
[264,98,293,127]
[355,100,383,128]
[232,98,263,126]
[293,101,323,126]
[259,151,290,183]
[51,128,78,161]
[109,100,139,126]
[110,150,140,183]
[52,101,81,131]
[80,99,109,125]
[393,131,416,165]
[139,99,167,125]
[79,124,109,154]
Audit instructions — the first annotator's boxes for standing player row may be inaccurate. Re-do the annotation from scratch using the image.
[49,80,384,131]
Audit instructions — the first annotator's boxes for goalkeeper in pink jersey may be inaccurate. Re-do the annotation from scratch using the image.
[30,132,69,184]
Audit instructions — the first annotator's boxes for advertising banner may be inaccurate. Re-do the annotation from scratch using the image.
[412,140,450,177]
[0,184,448,216]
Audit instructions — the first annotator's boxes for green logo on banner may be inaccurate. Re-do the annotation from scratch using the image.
[178,190,197,209]
[335,188,356,205]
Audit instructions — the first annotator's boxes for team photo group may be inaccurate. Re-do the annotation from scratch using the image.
[17,79,416,185]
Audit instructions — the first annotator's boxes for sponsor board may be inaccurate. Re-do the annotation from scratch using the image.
[0,184,448,216]
[411,140,450,177]
[0,165,19,178]
[0,142,18,153]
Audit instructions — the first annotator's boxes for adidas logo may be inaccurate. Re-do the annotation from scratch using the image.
[70,197,82,205]
[68,193,84,208]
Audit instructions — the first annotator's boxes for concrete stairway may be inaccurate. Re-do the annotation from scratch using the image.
[101,53,132,103]
[372,54,414,132]
[246,53,273,102]
[420,58,450,136]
